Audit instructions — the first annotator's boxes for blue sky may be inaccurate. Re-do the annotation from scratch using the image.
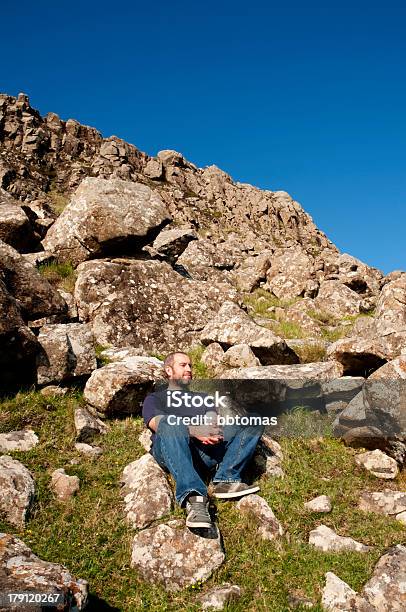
[1,0,405,273]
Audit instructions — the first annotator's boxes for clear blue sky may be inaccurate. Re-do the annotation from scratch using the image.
[1,0,405,273]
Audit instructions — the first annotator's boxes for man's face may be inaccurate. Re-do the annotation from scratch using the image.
[166,353,192,385]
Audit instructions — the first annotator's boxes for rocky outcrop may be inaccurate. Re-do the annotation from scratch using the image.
[358,490,406,518]
[0,455,35,526]
[0,532,88,610]
[130,519,225,591]
[42,177,171,264]
[143,227,197,264]
[0,187,37,251]
[75,259,237,352]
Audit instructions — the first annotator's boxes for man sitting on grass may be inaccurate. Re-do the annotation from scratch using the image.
[142,351,263,529]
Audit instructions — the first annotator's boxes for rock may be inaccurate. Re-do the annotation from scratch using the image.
[199,583,242,610]
[221,360,343,380]
[176,238,246,280]
[0,533,88,610]
[221,344,261,368]
[74,259,237,352]
[0,455,35,526]
[99,346,149,363]
[283,299,324,337]
[360,545,406,610]
[355,449,399,479]
[0,187,37,251]
[57,288,78,319]
[121,454,173,529]
[74,442,103,457]
[321,572,358,611]
[200,343,225,370]
[264,247,313,299]
[358,490,406,516]
[254,436,284,478]
[201,301,298,365]
[314,280,362,318]
[51,468,80,501]
[144,227,197,264]
[42,177,171,264]
[396,511,406,525]
[36,323,96,385]
[308,525,369,553]
[138,429,152,452]
[288,591,315,609]
[0,240,66,319]
[369,354,406,380]
[233,252,272,292]
[74,407,108,442]
[40,385,68,396]
[130,519,225,591]
[84,357,164,416]
[304,495,332,513]
[236,494,283,540]
[0,430,38,452]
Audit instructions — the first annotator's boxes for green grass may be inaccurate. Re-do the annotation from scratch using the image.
[188,345,211,378]
[38,261,77,293]
[0,391,405,611]
[47,188,69,216]
[243,289,300,318]
[94,344,111,367]
[289,341,327,364]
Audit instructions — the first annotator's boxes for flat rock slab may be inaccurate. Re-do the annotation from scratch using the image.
[0,533,88,610]
[121,454,173,529]
[199,583,242,610]
[0,455,35,527]
[221,360,344,380]
[131,519,225,591]
[236,494,283,540]
[0,430,38,452]
[304,495,332,513]
[355,449,399,479]
[84,357,164,416]
[309,524,369,553]
[358,490,406,516]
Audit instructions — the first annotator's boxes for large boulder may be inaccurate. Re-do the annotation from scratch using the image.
[232,252,273,292]
[264,246,313,300]
[0,533,88,610]
[130,519,225,591]
[42,177,171,264]
[313,280,362,318]
[121,454,173,529]
[200,301,298,365]
[75,259,237,352]
[36,323,96,385]
[143,227,197,264]
[0,188,37,251]
[84,356,164,415]
[0,456,35,527]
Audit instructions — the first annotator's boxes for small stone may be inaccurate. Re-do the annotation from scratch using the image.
[200,583,242,610]
[40,385,68,397]
[74,442,103,457]
[236,494,283,540]
[321,572,358,611]
[396,511,406,525]
[309,525,369,553]
[0,455,35,526]
[0,429,38,452]
[304,495,332,513]
[51,468,80,501]
[138,429,152,452]
[355,449,399,479]
[74,407,108,442]
[359,490,406,516]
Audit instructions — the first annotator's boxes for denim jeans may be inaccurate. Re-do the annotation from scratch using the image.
[152,416,264,506]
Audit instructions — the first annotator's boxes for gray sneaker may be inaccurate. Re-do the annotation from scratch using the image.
[185,495,213,528]
[212,482,260,499]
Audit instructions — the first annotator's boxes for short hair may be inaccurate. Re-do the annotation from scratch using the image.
[164,352,190,369]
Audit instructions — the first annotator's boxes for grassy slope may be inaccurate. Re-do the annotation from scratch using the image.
[0,392,405,611]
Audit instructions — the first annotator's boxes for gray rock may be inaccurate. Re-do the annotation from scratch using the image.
[304,495,332,513]
[199,583,242,610]
[200,343,225,370]
[130,519,225,591]
[236,494,283,540]
[84,356,164,416]
[0,430,38,452]
[314,280,362,318]
[144,227,197,264]
[355,449,399,479]
[221,360,344,380]
[40,385,68,397]
[222,344,261,368]
[74,407,108,442]
[36,323,97,385]
[0,533,88,610]
[321,572,359,611]
[358,490,406,516]
[42,177,171,264]
[201,301,298,365]
[0,455,35,527]
[0,188,37,251]
[121,454,173,529]
[138,429,152,452]
[74,442,103,457]
[309,525,369,553]
[360,545,406,610]
[51,468,80,501]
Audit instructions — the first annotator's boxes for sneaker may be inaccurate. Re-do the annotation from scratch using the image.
[185,495,213,528]
[212,482,260,499]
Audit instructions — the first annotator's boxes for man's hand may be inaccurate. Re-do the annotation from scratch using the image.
[189,411,223,445]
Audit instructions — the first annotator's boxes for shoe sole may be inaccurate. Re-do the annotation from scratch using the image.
[213,484,260,499]
[186,520,213,528]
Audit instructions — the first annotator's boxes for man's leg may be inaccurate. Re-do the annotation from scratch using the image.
[152,416,208,507]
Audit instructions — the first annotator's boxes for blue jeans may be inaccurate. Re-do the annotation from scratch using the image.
[152,416,264,506]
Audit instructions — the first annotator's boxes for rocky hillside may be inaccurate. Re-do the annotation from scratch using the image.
[0,93,405,610]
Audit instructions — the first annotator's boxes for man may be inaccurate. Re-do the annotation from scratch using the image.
[142,351,264,529]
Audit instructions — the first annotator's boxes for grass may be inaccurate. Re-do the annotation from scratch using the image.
[289,341,327,364]
[38,261,77,293]
[0,391,405,611]
[94,344,111,367]
[188,345,211,379]
[47,188,69,216]
[243,289,300,318]
[269,320,308,340]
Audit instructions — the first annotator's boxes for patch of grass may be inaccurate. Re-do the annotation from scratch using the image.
[149,352,165,361]
[38,261,77,293]
[94,344,111,367]
[1,392,405,611]
[271,320,308,339]
[320,327,349,342]
[291,341,327,363]
[307,309,338,326]
[47,189,69,216]
[188,344,210,379]
[244,289,300,318]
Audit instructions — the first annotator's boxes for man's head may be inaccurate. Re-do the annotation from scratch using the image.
[164,352,192,386]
